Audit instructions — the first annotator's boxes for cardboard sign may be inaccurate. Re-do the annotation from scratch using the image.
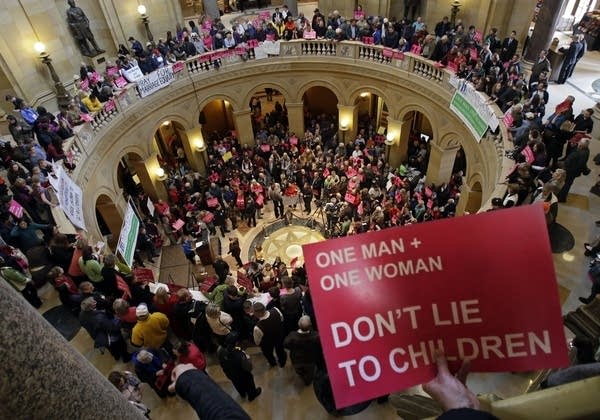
[222,151,233,162]
[207,197,219,207]
[202,212,214,223]
[172,61,185,73]
[362,36,374,45]
[107,66,119,77]
[114,76,128,88]
[303,31,316,40]
[103,99,116,113]
[344,192,356,204]
[80,78,90,91]
[260,144,270,152]
[133,267,155,284]
[302,205,568,409]
[383,47,394,58]
[289,136,298,145]
[9,200,24,219]
[410,44,422,55]
[172,219,185,231]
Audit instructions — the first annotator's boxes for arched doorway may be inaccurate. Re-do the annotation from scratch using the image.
[117,152,145,199]
[465,181,483,214]
[152,120,190,171]
[95,194,122,249]
[354,91,389,140]
[404,110,433,173]
[199,99,235,142]
[302,86,338,123]
[249,86,288,135]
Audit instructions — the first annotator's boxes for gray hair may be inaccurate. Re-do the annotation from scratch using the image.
[205,302,221,319]
[80,297,96,311]
[298,315,312,331]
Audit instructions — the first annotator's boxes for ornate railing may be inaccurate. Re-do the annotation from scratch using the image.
[62,39,507,210]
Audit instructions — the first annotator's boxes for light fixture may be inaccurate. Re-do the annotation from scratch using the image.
[340,119,350,131]
[34,42,46,54]
[34,41,71,108]
[360,92,369,98]
[450,0,462,25]
[224,100,230,106]
[155,167,166,181]
[161,121,170,126]
[385,132,396,145]
[137,4,154,42]
[194,138,206,152]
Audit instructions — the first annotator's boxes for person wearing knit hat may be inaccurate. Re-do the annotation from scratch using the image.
[131,303,170,349]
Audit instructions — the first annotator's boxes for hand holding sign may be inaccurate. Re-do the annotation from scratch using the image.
[302,204,568,408]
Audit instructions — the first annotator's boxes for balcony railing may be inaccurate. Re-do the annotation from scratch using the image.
[64,39,507,210]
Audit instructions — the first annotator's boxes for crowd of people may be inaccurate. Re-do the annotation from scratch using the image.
[1,2,598,419]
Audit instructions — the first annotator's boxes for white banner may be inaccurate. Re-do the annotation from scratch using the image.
[261,40,281,55]
[449,77,499,132]
[122,65,144,82]
[116,202,140,267]
[147,197,155,216]
[137,66,175,98]
[56,166,86,230]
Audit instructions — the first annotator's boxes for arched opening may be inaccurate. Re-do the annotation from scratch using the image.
[95,194,122,249]
[117,152,145,199]
[302,86,339,126]
[465,181,483,214]
[452,146,467,176]
[199,99,235,141]
[152,120,190,171]
[354,92,389,140]
[405,111,433,173]
[249,86,288,135]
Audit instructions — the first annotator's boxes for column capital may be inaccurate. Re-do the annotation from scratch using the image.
[232,108,252,117]
[285,102,304,108]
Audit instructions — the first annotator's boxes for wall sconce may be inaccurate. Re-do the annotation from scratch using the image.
[137,4,154,42]
[194,138,206,152]
[385,132,397,146]
[155,167,166,181]
[340,119,350,131]
[450,0,462,26]
[360,92,369,98]
[161,120,170,127]
[34,41,71,109]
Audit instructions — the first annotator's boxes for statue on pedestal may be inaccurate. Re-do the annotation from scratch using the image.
[66,0,105,57]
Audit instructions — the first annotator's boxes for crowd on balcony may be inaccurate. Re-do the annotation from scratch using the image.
[1,2,598,419]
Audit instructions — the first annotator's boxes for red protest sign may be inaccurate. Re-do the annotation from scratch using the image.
[302,204,568,409]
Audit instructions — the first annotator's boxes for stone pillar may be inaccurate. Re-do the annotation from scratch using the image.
[232,109,255,147]
[0,281,145,419]
[185,126,208,174]
[203,0,220,19]
[131,154,168,202]
[337,104,358,144]
[426,143,461,186]
[286,0,298,17]
[592,103,600,141]
[524,0,563,62]
[286,102,304,137]
[455,183,470,216]
[387,117,411,169]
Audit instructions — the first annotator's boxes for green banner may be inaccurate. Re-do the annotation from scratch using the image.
[116,203,140,267]
[449,91,488,140]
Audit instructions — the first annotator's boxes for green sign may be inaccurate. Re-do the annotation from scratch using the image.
[450,91,489,140]
[116,203,140,267]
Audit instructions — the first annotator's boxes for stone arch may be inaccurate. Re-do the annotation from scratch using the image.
[151,114,196,132]
[435,132,462,149]
[347,86,396,117]
[242,82,293,108]
[196,93,240,114]
[114,149,146,198]
[296,80,344,104]
[94,191,123,248]
[396,104,438,142]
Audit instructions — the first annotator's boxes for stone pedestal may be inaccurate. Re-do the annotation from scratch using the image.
[524,0,563,62]
[82,52,111,68]
[0,281,145,419]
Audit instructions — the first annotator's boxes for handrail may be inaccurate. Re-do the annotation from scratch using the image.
[63,40,509,209]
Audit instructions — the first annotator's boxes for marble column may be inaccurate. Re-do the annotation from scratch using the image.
[286,0,298,17]
[131,154,168,202]
[185,126,208,174]
[203,0,220,19]
[0,281,145,419]
[387,117,411,169]
[232,109,255,147]
[337,104,358,144]
[286,102,304,137]
[523,0,563,62]
[426,142,461,186]
[592,103,600,141]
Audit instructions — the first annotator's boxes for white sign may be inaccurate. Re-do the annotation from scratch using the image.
[147,197,155,216]
[254,45,268,60]
[116,202,140,267]
[137,66,175,98]
[122,65,144,82]
[56,166,86,230]
[449,77,499,133]
[261,40,281,55]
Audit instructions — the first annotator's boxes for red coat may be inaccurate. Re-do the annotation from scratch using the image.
[178,342,206,370]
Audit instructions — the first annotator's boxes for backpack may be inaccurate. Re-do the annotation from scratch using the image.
[20,107,39,125]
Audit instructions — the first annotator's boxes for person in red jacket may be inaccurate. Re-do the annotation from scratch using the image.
[175,341,207,372]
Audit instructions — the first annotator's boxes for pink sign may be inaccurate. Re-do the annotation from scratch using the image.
[80,78,89,91]
[247,39,259,48]
[172,219,185,231]
[107,67,119,77]
[103,99,116,113]
[115,76,127,88]
[383,47,394,58]
[302,205,568,408]
[9,200,24,219]
[289,136,298,146]
[172,61,184,73]
[207,197,219,208]
[260,144,271,152]
[303,31,316,40]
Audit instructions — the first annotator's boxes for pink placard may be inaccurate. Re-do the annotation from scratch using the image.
[80,78,89,91]
[303,31,316,40]
[80,113,94,122]
[9,200,24,219]
[247,39,259,48]
[289,136,298,145]
[114,76,127,88]
[393,51,404,60]
[107,67,119,77]
[344,192,356,204]
[362,36,374,45]
[354,11,365,20]
[260,144,271,152]
[255,194,264,206]
[207,197,219,207]
[172,61,184,73]
[172,219,185,231]
[103,99,116,113]
[202,212,214,223]
[383,47,394,58]
[410,44,422,55]
[447,61,458,73]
